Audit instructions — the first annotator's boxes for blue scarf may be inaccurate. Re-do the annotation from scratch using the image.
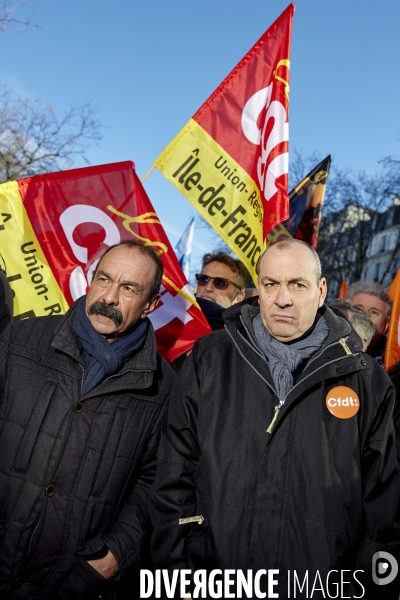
[253,313,329,400]
[72,297,148,396]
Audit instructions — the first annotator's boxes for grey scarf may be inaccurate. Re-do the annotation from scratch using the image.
[253,313,329,400]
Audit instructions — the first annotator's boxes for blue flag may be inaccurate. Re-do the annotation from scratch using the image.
[175,217,195,279]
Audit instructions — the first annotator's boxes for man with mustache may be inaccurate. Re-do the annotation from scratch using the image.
[150,239,400,599]
[0,240,173,599]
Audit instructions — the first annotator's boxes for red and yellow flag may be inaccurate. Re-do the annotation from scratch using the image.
[0,162,211,361]
[385,268,400,371]
[154,4,294,283]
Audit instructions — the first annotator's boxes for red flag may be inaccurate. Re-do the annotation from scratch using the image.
[0,162,211,361]
[338,280,348,300]
[155,4,294,283]
[385,268,400,371]
[389,272,398,300]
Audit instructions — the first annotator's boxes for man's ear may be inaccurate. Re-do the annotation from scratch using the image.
[384,319,390,334]
[318,277,328,308]
[232,290,246,305]
[141,294,161,318]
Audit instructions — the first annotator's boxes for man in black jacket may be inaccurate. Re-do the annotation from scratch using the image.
[150,239,400,599]
[0,240,174,599]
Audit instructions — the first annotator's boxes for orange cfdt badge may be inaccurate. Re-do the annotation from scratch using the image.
[326,386,360,419]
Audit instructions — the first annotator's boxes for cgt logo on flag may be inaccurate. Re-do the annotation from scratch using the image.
[241,62,290,205]
[0,161,211,362]
[154,4,294,284]
[372,552,398,586]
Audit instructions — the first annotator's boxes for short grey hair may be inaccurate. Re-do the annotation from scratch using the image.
[346,280,392,321]
[256,239,322,283]
[351,311,375,351]
[330,299,375,351]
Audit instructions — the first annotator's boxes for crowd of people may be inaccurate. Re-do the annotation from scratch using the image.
[0,240,399,599]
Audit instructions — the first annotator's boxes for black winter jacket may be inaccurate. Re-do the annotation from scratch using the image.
[0,302,173,599]
[150,301,400,599]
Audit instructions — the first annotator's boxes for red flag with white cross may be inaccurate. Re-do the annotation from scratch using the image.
[0,161,211,361]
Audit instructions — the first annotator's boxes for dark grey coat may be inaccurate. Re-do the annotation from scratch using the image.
[0,301,173,599]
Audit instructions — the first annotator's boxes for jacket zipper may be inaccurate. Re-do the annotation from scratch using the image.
[26,515,41,557]
[339,338,352,355]
[301,336,356,373]
[178,515,204,525]
[264,353,357,433]
[227,324,359,434]
[266,402,283,434]
[79,362,84,396]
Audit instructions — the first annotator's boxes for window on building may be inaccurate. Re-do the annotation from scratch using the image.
[347,248,356,262]
[373,262,381,282]
[379,236,386,253]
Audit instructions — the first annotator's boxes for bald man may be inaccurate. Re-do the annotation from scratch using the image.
[150,239,399,599]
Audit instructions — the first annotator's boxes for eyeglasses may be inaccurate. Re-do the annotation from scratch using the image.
[195,273,242,291]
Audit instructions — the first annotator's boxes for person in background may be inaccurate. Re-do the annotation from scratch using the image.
[195,250,246,311]
[330,299,375,351]
[171,252,247,372]
[346,280,392,365]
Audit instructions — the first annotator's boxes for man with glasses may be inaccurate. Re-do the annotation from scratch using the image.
[195,251,246,310]
[171,252,246,373]
[170,253,246,372]
[150,239,399,599]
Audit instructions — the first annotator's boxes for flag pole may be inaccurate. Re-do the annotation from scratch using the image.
[141,166,155,183]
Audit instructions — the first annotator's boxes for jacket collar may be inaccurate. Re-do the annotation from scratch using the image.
[223,297,363,355]
[51,299,158,394]
[223,297,365,399]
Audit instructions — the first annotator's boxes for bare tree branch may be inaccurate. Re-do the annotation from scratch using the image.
[0,84,102,182]
[0,0,37,33]
[316,158,400,292]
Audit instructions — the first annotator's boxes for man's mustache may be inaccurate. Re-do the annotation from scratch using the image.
[88,302,123,326]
